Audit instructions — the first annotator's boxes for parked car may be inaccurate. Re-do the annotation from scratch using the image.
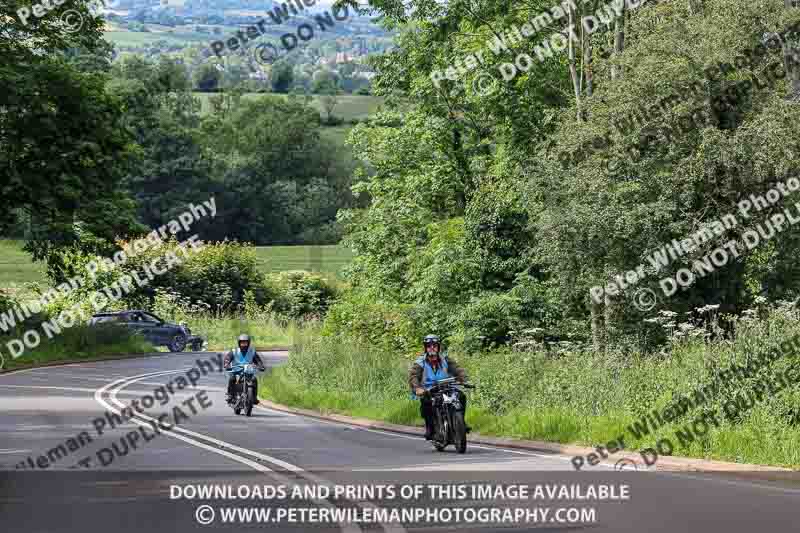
[89,310,207,352]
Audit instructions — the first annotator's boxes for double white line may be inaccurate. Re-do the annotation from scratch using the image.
[95,367,404,533]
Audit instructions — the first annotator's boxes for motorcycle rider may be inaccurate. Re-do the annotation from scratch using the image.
[408,334,469,440]
[224,334,266,405]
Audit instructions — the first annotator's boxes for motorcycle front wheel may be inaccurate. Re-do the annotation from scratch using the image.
[452,410,467,454]
[245,386,254,417]
[432,412,448,452]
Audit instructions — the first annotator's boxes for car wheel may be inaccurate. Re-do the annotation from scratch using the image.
[169,334,187,353]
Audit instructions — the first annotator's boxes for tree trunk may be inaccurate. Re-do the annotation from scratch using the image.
[604,289,621,350]
[611,5,626,80]
[590,293,605,352]
[688,0,704,15]
[567,5,583,120]
[583,20,594,97]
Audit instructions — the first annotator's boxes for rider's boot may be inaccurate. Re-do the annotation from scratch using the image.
[226,393,233,404]
[424,420,434,440]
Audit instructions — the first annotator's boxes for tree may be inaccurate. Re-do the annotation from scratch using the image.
[194,63,222,91]
[332,0,800,351]
[1,0,142,280]
[319,90,340,123]
[270,61,294,93]
[197,95,357,244]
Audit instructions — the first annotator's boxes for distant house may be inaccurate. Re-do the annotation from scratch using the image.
[335,52,352,64]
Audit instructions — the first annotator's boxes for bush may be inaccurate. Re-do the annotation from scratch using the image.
[267,271,338,320]
[322,289,420,355]
[40,238,269,316]
[453,291,522,350]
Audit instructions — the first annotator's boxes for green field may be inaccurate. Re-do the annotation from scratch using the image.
[0,240,48,296]
[0,241,352,290]
[103,22,232,47]
[255,245,353,277]
[192,92,384,122]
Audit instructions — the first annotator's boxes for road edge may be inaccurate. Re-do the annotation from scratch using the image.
[0,346,290,375]
[260,399,793,473]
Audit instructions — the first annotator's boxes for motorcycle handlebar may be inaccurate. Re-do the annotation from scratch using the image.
[226,364,264,372]
[426,381,475,393]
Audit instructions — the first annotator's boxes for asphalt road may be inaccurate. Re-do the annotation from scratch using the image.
[1,351,799,533]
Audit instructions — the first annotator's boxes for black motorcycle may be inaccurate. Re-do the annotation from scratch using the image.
[226,363,261,417]
[427,376,474,453]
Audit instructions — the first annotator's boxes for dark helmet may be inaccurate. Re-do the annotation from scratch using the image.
[423,334,441,348]
[237,334,251,350]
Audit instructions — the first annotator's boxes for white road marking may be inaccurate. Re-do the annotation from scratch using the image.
[255,404,610,469]
[95,367,405,533]
[9,356,798,500]
[0,449,31,454]
[0,384,114,393]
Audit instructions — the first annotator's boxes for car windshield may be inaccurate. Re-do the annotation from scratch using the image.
[93,316,120,323]
[141,312,162,323]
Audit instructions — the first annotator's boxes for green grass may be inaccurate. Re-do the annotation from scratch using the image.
[0,312,303,372]
[255,245,353,277]
[0,324,154,372]
[182,312,307,351]
[0,240,47,297]
[0,242,352,291]
[192,92,384,122]
[262,312,800,469]
[103,26,229,47]
[320,125,353,146]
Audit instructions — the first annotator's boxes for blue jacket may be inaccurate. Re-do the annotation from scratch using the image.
[408,351,466,399]
[223,347,265,371]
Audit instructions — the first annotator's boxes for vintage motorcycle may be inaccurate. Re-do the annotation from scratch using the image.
[427,376,475,453]
[226,363,261,417]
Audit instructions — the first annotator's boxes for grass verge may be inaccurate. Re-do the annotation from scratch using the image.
[261,310,800,468]
[0,324,154,372]
[187,313,307,351]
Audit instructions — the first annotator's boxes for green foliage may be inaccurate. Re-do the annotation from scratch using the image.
[193,63,221,91]
[3,22,144,281]
[267,271,339,320]
[40,239,268,317]
[453,291,522,350]
[0,322,153,372]
[265,305,800,467]
[330,0,800,353]
[270,61,294,94]
[322,289,420,356]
